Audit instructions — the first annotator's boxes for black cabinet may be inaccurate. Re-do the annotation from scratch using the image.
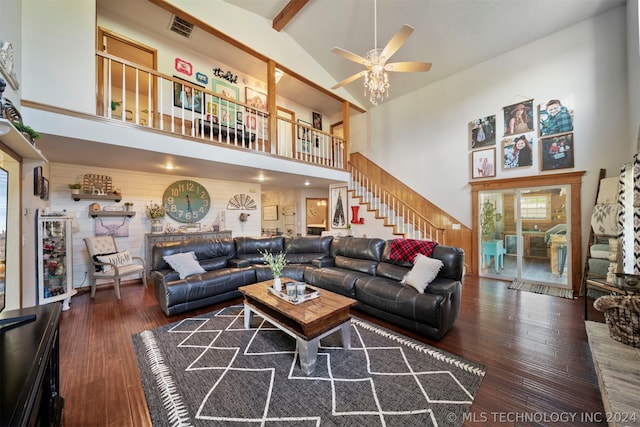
[0,303,63,426]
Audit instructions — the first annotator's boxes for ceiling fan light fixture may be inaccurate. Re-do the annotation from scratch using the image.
[364,50,389,105]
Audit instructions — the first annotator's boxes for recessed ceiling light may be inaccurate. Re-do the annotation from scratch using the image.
[258,175,266,181]
[304,180,310,186]
[165,163,174,170]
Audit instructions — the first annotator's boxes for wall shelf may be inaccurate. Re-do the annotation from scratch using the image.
[0,118,48,162]
[90,211,135,218]
[71,191,122,202]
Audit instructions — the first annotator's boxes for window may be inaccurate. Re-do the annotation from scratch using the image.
[520,195,549,220]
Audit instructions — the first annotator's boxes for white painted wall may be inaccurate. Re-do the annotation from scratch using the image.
[21,0,95,113]
[48,162,261,293]
[351,6,630,257]
[627,0,640,156]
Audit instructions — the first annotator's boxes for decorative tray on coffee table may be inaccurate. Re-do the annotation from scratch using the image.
[268,282,320,305]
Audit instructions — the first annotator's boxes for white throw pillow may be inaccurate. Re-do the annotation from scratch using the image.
[96,250,133,273]
[401,253,444,293]
[163,251,205,279]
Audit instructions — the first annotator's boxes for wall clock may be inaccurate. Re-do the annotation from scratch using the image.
[163,180,211,223]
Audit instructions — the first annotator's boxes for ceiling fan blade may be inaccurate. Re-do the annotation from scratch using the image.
[331,70,368,90]
[379,24,414,62]
[331,47,370,66]
[385,61,432,73]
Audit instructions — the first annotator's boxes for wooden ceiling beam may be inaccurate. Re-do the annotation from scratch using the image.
[272,0,309,32]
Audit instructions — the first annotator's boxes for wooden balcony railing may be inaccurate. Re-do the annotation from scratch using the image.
[96,51,346,169]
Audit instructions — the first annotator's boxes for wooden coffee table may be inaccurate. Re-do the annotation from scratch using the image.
[239,278,357,375]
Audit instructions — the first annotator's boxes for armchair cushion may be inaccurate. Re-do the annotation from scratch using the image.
[163,251,206,279]
[96,250,133,273]
[401,253,443,293]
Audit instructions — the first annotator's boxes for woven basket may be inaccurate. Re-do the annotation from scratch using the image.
[593,295,640,348]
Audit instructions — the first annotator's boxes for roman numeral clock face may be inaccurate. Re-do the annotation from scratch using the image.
[163,180,211,223]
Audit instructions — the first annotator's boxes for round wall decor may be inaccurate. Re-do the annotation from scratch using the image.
[163,180,211,223]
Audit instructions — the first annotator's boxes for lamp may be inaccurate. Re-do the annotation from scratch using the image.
[274,68,283,83]
[363,49,389,105]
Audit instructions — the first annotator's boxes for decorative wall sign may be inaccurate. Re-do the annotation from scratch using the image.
[33,167,42,196]
[0,42,19,90]
[213,67,238,84]
[195,72,208,85]
[263,205,278,221]
[245,87,266,112]
[174,58,193,76]
[227,193,256,210]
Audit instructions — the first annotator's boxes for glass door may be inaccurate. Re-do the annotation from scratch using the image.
[479,185,570,287]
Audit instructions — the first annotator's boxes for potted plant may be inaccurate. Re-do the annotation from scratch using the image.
[480,199,496,241]
[68,183,82,195]
[146,201,166,234]
[259,249,287,291]
[124,202,133,211]
[13,122,40,143]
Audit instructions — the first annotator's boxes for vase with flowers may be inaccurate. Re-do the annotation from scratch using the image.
[146,201,166,234]
[259,249,288,291]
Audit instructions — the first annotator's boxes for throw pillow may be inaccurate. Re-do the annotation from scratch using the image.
[93,251,117,272]
[401,253,444,293]
[96,250,133,273]
[163,251,205,279]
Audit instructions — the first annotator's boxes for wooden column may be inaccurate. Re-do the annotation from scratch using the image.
[342,101,350,169]
[267,60,277,154]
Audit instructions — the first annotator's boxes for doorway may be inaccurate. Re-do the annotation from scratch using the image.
[97,28,157,125]
[479,186,570,286]
[305,198,328,235]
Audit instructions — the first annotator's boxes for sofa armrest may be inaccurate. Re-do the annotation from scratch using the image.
[312,256,335,268]
[152,269,179,285]
[229,258,251,268]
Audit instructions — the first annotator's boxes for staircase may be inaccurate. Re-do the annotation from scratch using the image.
[349,173,442,240]
[348,153,472,267]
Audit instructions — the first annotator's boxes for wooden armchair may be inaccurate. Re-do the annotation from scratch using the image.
[83,235,147,299]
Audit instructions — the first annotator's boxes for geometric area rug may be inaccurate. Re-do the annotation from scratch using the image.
[509,280,575,299]
[132,305,486,427]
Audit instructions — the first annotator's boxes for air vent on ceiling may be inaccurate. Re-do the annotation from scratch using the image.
[169,15,194,39]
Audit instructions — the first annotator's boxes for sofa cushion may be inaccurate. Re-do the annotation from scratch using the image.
[152,238,235,271]
[163,252,206,279]
[234,236,285,264]
[304,266,367,297]
[96,250,133,273]
[401,253,443,293]
[354,276,444,327]
[285,236,333,254]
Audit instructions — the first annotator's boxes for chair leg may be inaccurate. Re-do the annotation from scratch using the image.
[114,279,121,300]
[142,274,148,289]
[90,278,96,298]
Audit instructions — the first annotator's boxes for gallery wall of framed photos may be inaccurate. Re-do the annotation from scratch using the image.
[469,96,574,180]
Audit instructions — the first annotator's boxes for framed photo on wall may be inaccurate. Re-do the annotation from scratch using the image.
[33,166,42,196]
[503,99,534,136]
[312,112,322,130]
[471,148,496,179]
[172,76,204,114]
[330,186,348,228]
[470,115,496,149]
[245,87,267,112]
[40,177,49,200]
[540,133,574,171]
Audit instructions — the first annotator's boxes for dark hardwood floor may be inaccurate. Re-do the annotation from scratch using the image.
[58,276,607,426]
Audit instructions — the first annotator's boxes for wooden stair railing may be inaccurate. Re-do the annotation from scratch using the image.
[348,153,473,272]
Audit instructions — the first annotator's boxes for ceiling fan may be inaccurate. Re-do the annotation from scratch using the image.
[330,0,431,105]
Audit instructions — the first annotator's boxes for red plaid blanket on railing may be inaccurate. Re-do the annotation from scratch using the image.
[389,238,439,263]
